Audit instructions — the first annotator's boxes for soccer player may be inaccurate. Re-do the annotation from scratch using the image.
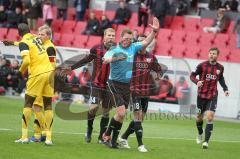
[61,28,116,143]
[13,23,54,145]
[190,47,229,149]
[118,34,163,152]
[29,25,56,143]
[102,17,159,148]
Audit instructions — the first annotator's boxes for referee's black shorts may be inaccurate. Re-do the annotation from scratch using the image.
[108,80,131,108]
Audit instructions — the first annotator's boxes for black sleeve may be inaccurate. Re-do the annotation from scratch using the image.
[19,42,29,52]
[70,47,97,70]
[151,55,162,74]
[46,47,56,56]
[219,67,228,92]
[190,63,202,85]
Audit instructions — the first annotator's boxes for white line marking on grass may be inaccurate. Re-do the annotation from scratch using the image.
[1,128,240,143]
[0,128,12,131]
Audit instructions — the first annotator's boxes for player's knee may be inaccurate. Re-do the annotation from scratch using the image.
[33,105,42,112]
[43,97,52,110]
[116,106,126,119]
[24,94,36,108]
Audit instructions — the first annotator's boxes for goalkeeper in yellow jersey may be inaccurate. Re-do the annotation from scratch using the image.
[5,23,54,145]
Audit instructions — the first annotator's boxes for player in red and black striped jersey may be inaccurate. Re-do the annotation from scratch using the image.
[61,28,116,144]
[119,34,164,152]
[190,47,229,149]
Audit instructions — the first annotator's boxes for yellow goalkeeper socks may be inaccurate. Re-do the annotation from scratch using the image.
[45,110,53,141]
[22,107,32,139]
[34,111,45,139]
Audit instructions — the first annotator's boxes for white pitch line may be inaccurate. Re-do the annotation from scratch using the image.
[1,128,240,143]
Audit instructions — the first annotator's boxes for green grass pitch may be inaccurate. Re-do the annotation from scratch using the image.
[0,96,240,159]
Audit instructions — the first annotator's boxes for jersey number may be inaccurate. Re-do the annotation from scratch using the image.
[32,38,44,54]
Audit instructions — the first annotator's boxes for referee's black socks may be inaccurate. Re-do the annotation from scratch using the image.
[205,121,213,143]
[134,121,143,146]
[121,120,135,139]
[196,120,203,135]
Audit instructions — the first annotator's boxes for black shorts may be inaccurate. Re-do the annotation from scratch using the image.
[108,80,130,108]
[132,96,149,113]
[89,85,114,109]
[197,95,218,114]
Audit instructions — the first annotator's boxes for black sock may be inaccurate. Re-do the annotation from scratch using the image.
[111,120,122,144]
[205,121,213,143]
[196,120,203,135]
[99,116,109,140]
[134,121,143,146]
[105,117,116,136]
[121,120,135,139]
[87,112,95,134]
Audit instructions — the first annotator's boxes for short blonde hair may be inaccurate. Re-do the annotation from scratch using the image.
[38,25,52,36]
[120,28,132,37]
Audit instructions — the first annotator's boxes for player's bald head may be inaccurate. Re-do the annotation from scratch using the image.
[18,23,30,37]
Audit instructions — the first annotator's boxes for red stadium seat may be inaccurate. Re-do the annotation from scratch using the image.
[155,43,172,56]
[51,19,63,32]
[228,34,237,49]
[170,16,184,30]
[67,7,76,20]
[60,20,76,34]
[218,48,230,61]
[94,10,103,20]
[157,28,172,43]
[59,34,74,47]
[6,29,20,41]
[226,21,235,34]
[74,21,87,34]
[0,28,8,40]
[128,13,138,27]
[170,30,186,45]
[185,46,201,59]
[86,36,102,48]
[171,45,186,58]
[184,17,200,32]
[213,33,229,48]
[229,49,240,63]
[72,34,88,48]
[184,32,200,46]
[52,32,61,45]
[199,18,213,32]
[52,6,57,19]
[37,18,44,27]
[199,46,210,59]
[104,10,115,21]
[199,33,215,47]
[164,16,173,28]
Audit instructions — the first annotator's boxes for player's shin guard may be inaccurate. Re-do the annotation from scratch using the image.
[99,116,109,140]
[45,110,53,141]
[22,107,32,139]
[121,120,135,139]
[34,111,45,139]
[134,121,143,146]
[205,121,213,143]
[196,120,203,135]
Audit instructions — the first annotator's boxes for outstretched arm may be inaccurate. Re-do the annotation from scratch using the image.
[141,17,159,49]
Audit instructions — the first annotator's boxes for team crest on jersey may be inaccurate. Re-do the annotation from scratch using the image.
[146,58,151,63]
[216,69,220,75]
